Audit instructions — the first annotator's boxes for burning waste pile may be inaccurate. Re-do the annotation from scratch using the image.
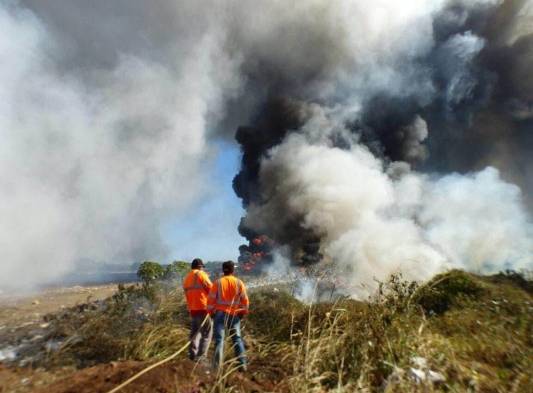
[238,235,275,272]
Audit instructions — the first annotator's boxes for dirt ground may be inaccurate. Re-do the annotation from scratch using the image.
[0,357,274,393]
[0,284,120,393]
[0,348,279,393]
[0,284,120,330]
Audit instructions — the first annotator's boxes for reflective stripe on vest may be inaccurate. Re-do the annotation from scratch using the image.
[215,278,244,306]
[184,271,204,291]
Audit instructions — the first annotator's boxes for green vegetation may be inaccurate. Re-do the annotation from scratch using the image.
[414,269,485,314]
[163,260,189,281]
[37,270,532,392]
[136,261,165,285]
[136,260,191,286]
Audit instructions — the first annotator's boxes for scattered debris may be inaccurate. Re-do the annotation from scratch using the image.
[0,346,17,361]
[409,356,446,384]
[411,356,427,369]
[427,370,446,383]
[409,367,426,382]
[45,340,63,353]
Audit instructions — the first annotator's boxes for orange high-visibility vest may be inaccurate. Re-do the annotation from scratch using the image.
[207,275,249,316]
[183,269,212,311]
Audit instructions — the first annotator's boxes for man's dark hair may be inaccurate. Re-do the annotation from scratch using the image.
[191,258,204,269]
[222,260,235,275]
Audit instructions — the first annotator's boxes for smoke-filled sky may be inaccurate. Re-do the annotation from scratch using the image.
[1,0,532,293]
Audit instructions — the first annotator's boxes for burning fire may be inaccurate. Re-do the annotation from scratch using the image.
[238,235,275,272]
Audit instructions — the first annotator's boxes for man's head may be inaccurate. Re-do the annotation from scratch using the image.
[191,258,204,269]
[222,260,235,275]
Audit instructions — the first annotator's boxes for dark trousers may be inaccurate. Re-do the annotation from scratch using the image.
[189,312,212,361]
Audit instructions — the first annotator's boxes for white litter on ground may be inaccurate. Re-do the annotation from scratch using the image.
[0,346,17,361]
[409,356,446,384]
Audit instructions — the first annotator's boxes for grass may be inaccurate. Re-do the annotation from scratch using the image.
[35,270,532,392]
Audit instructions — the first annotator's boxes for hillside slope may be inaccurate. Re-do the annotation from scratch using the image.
[0,270,531,392]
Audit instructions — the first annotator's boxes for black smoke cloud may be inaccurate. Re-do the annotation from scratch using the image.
[233,0,533,266]
[426,0,533,197]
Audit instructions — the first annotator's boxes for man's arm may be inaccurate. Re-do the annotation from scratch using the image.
[200,271,213,292]
[238,281,250,316]
[207,280,217,315]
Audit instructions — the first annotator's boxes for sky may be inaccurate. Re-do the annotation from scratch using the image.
[162,140,245,263]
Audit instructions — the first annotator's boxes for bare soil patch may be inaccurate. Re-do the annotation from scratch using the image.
[0,285,120,330]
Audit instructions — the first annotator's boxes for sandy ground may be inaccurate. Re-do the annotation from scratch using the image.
[0,284,121,331]
[0,284,122,393]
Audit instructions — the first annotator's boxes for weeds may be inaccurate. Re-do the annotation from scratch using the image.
[414,270,484,314]
[248,271,532,392]
[44,283,188,367]
[28,271,533,392]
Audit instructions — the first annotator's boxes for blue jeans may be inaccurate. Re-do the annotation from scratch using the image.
[213,311,246,369]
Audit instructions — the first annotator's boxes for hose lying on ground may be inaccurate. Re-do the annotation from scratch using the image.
[105,341,190,393]
[105,314,209,393]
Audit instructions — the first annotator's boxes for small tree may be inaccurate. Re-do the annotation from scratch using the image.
[137,261,165,285]
[164,260,189,281]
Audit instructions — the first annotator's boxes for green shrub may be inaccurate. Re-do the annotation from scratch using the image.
[415,269,484,314]
[489,270,533,294]
[163,260,189,281]
[247,289,306,340]
[137,261,165,285]
[114,283,160,305]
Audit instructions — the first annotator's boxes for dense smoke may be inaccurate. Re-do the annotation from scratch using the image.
[0,1,241,291]
[233,0,533,295]
[1,1,531,293]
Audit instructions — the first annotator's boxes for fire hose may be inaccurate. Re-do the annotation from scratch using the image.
[105,314,209,393]
[105,277,296,392]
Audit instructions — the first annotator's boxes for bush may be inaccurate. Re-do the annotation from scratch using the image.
[490,270,533,294]
[137,261,165,285]
[114,283,160,306]
[247,289,306,340]
[163,261,189,281]
[415,269,484,314]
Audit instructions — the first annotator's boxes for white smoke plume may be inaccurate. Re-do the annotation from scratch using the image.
[245,123,532,297]
[235,0,533,296]
[0,2,241,291]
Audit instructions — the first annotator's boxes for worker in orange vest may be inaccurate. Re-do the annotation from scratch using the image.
[207,261,249,371]
[183,258,213,361]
